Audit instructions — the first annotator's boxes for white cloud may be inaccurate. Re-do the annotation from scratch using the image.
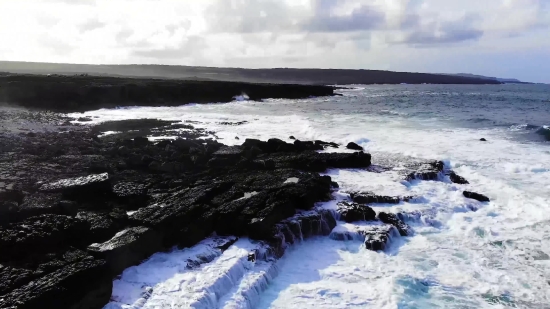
[0,0,549,81]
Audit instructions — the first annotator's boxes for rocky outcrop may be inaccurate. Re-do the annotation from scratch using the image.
[88,227,164,276]
[463,191,490,202]
[378,212,411,236]
[0,73,335,112]
[346,142,363,151]
[404,160,445,181]
[336,201,376,222]
[449,171,469,184]
[349,192,409,204]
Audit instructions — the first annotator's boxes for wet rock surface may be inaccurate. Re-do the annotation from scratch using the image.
[463,191,490,202]
[337,201,376,222]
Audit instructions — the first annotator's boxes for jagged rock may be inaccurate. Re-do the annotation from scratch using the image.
[449,171,469,184]
[267,138,296,152]
[349,192,401,204]
[76,211,128,244]
[289,136,296,140]
[463,191,490,202]
[378,212,410,236]
[293,140,324,151]
[346,142,363,151]
[0,189,24,205]
[480,138,487,141]
[0,255,112,309]
[112,182,148,209]
[269,151,371,172]
[315,140,339,148]
[38,173,111,200]
[0,215,91,262]
[363,225,397,251]
[270,209,337,256]
[133,136,149,147]
[329,224,398,251]
[87,226,164,276]
[336,201,376,222]
[235,136,239,140]
[173,138,201,151]
[219,121,248,126]
[405,160,444,181]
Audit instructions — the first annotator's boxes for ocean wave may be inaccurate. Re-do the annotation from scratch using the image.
[509,123,540,131]
[535,125,550,141]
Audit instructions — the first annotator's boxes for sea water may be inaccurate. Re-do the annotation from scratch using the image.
[72,84,550,308]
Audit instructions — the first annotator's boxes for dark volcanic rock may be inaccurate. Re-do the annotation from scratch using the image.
[336,201,376,222]
[0,255,112,309]
[0,74,335,112]
[112,182,149,209]
[87,226,163,276]
[38,173,111,200]
[0,215,90,261]
[329,224,398,251]
[449,171,469,184]
[378,212,411,236]
[480,138,487,141]
[349,192,402,204]
[363,225,397,251]
[315,140,339,149]
[289,136,296,140]
[346,142,363,151]
[463,191,490,202]
[269,151,371,172]
[405,160,445,181]
[293,140,323,151]
[76,211,128,244]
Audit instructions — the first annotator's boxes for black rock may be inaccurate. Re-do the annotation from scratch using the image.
[463,191,490,202]
[405,160,445,181]
[480,138,487,141]
[350,192,401,204]
[293,140,323,151]
[363,225,396,251]
[133,136,149,147]
[289,136,296,140]
[0,215,90,261]
[270,151,371,172]
[378,212,410,236]
[87,226,164,276]
[38,173,111,200]
[336,201,376,222]
[315,140,339,148]
[346,142,363,151]
[112,182,148,209]
[77,211,128,244]
[0,255,112,309]
[449,171,469,184]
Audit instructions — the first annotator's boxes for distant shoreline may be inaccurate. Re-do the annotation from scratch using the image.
[0,60,502,86]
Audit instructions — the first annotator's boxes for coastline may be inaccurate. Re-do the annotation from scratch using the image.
[0,103,487,308]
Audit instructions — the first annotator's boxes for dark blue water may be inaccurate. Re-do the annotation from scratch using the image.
[333,84,550,142]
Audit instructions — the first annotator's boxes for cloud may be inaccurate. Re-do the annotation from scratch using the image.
[303,3,386,32]
[78,18,106,32]
[0,0,549,82]
[396,13,485,46]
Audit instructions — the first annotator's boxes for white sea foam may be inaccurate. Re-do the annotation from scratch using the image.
[77,87,550,308]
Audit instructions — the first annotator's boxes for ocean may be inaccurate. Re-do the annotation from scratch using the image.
[72,84,550,308]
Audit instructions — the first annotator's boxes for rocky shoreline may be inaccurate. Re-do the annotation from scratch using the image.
[0,73,335,112]
[0,107,489,309]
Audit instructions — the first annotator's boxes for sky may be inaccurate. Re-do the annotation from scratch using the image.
[0,0,549,82]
